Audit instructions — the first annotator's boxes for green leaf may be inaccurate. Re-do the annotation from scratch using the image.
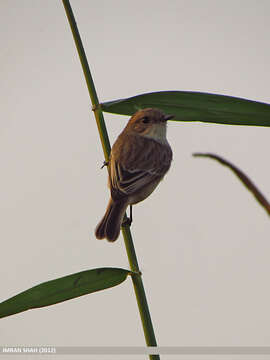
[0,267,130,319]
[193,152,270,216]
[101,91,270,127]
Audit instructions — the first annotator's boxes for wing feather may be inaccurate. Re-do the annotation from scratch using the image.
[108,134,172,200]
[110,158,159,198]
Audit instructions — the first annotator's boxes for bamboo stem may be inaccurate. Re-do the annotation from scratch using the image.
[62,1,160,358]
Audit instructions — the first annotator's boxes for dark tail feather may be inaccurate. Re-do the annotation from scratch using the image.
[95,199,128,242]
[95,204,111,240]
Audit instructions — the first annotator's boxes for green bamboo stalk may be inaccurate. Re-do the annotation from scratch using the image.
[62,1,160,359]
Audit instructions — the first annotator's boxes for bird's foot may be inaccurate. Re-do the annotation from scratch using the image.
[101,161,109,169]
[121,205,133,227]
[121,216,132,227]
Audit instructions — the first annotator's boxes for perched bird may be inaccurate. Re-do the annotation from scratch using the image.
[95,108,173,242]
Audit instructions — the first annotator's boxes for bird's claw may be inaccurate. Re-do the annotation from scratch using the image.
[101,161,109,169]
[122,205,133,227]
[122,216,132,227]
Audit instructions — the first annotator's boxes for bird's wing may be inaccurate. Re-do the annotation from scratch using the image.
[109,159,160,198]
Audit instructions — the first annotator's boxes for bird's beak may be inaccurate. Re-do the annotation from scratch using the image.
[163,114,174,121]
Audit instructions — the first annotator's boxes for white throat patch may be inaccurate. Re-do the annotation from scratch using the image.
[143,123,168,144]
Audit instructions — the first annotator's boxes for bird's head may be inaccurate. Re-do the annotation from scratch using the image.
[127,108,174,142]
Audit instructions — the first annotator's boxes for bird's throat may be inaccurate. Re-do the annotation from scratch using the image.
[142,123,168,144]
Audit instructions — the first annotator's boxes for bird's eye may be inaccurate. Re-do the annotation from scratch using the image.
[142,116,150,124]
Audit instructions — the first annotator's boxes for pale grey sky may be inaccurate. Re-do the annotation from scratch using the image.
[1,1,270,359]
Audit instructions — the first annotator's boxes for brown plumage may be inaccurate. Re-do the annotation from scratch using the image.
[95,108,173,242]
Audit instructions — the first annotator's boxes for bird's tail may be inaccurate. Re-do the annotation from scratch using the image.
[95,199,128,242]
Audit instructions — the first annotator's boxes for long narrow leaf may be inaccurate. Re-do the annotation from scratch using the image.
[0,267,130,319]
[193,153,270,216]
[101,91,270,127]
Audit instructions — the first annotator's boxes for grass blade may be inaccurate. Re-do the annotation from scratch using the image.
[101,91,270,127]
[193,153,270,216]
[0,267,130,319]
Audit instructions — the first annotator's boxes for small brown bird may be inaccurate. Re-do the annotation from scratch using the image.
[95,108,173,242]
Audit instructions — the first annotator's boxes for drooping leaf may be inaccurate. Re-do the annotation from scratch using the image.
[0,267,130,319]
[193,153,270,216]
[101,91,270,127]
